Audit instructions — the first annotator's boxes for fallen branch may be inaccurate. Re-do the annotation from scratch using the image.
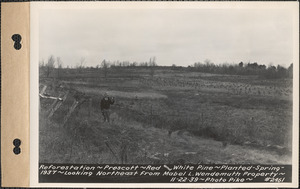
[48,91,69,118]
[63,100,79,126]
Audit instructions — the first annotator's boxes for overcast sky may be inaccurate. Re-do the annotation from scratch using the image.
[39,8,294,68]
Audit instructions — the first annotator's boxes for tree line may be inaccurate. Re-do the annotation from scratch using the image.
[189,60,293,79]
[99,57,157,68]
[39,55,158,78]
[40,55,293,79]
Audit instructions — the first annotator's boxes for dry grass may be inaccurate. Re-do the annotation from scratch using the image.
[39,67,292,164]
[39,109,291,164]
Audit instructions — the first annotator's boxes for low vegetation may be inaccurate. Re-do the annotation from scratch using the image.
[39,60,293,164]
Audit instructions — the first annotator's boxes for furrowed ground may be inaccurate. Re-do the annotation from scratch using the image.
[39,67,293,164]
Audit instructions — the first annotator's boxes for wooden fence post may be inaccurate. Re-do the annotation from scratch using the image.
[48,91,69,118]
[39,85,47,111]
[63,100,79,126]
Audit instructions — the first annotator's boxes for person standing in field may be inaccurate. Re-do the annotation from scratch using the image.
[100,92,115,123]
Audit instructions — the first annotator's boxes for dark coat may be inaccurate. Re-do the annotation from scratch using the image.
[100,97,114,110]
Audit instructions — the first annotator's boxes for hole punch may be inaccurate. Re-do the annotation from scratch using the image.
[13,147,21,155]
[13,138,21,146]
[13,138,21,155]
[11,34,22,50]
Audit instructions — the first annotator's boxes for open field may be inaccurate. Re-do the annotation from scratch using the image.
[39,67,293,164]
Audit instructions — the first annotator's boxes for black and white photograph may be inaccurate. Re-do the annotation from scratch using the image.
[32,2,298,186]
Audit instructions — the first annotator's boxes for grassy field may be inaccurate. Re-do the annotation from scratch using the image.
[39,67,293,164]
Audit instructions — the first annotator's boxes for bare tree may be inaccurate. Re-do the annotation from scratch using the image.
[204,59,212,66]
[149,56,157,67]
[101,59,109,78]
[76,57,86,73]
[56,57,63,78]
[39,59,45,68]
[45,55,55,78]
[288,63,293,78]
[79,57,86,68]
[149,56,157,77]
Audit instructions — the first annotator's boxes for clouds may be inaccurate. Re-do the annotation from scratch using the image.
[39,8,295,67]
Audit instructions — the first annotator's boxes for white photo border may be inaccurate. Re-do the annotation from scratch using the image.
[30,2,299,188]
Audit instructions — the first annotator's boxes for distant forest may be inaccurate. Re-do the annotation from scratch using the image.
[40,55,293,79]
[190,61,293,79]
